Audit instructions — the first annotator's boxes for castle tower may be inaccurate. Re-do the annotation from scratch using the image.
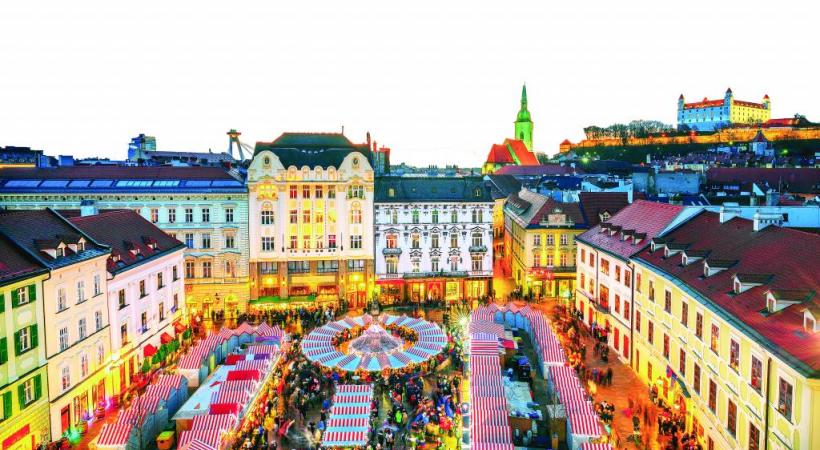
[763,94,771,110]
[724,87,734,105]
[514,84,534,151]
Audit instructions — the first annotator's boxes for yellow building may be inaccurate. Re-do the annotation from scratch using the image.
[0,209,112,441]
[630,211,820,450]
[0,237,50,450]
[503,190,626,300]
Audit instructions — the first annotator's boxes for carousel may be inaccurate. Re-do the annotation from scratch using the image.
[301,314,447,372]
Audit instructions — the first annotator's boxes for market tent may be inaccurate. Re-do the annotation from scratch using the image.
[579,444,614,450]
[95,423,137,450]
[226,369,261,381]
[321,430,369,447]
[191,413,238,431]
[177,429,223,449]
[179,439,218,450]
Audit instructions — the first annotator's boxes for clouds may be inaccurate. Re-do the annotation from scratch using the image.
[0,1,816,163]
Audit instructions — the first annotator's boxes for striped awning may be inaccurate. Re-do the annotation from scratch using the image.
[96,423,134,446]
[246,344,279,355]
[234,322,256,336]
[335,385,372,394]
[331,394,371,405]
[156,374,185,389]
[235,359,270,372]
[144,384,173,400]
[211,389,249,405]
[181,439,218,450]
[191,413,237,431]
[178,429,223,449]
[329,405,370,417]
[471,444,514,450]
[221,380,255,392]
[567,413,604,437]
[324,417,369,430]
[471,425,512,444]
[321,430,368,447]
[580,444,614,450]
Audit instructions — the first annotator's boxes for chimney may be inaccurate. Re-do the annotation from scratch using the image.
[719,204,741,223]
[753,212,782,231]
[80,199,98,217]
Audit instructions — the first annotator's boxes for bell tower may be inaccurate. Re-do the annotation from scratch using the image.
[514,84,534,151]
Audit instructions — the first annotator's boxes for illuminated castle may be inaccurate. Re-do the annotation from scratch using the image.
[677,88,771,131]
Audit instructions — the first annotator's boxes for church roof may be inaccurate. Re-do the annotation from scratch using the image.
[516,85,532,122]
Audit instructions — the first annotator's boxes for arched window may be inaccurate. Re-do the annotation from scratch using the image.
[261,202,274,225]
[350,203,362,224]
[386,234,397,249]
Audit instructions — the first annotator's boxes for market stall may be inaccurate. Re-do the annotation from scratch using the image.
[321,384,374,449]
[94,423,138,450]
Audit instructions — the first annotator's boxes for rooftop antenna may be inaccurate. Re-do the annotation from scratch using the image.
[341,125,345,135]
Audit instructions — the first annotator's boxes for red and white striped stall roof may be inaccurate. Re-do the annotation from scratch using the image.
[191,413,238,431]
[246,344,279,355]
[471,443,514,450]
[180,439,218,450]
[177,429,223,449]
[96,423,134,446]
[335,384,372,394]
[156,374,185,388]
[144,384,173,400]
[568,413,604,437]
[221,380,255,392]
[234,322,256,335]
[472,425,512,444]
[217,328,235,341]
[325,417,369,429]
[469,321,505,337]
[321,430,369,447]
[579,444,614,450]
[211,389,249,405]
[329,405,370,417]
[235,359,270,372]
[331,394,371,405]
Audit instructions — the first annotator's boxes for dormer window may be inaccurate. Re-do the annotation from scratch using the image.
[77,241,85,252]
[733,278,743,294]
[803,311,817,334]
[733,274,772,294]
[56,246,65,257]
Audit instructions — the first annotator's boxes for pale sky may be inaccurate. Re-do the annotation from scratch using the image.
[1,1,818,165]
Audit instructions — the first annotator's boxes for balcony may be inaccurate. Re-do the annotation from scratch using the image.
[382,247,402,255]
[469,245,488,253]
[377,273,401,279]
[404,271,468,279]
[468,270,493,277]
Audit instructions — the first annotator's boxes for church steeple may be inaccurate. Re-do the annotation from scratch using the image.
[514,84,534,151]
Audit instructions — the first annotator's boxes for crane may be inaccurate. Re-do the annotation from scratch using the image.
[226,129,254,161]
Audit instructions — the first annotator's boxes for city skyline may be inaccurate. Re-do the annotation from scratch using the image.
[1,1,819,165]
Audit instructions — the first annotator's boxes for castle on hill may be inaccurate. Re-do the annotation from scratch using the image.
[678,88,771,131]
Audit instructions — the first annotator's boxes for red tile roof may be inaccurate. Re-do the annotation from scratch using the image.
[529,199,584,226]
[683,99,724,109]
[577,200,686,260]
[68,210,185,274]
[635,212,820,375]
[0,234,47,285]
[577,192,630,228]
[707,167,820,194]
[495,165,579,176]
[485,144,514,164]
[505,139,539,165]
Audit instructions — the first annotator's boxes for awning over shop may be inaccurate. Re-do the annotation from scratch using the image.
[143,344,157,357]
[174,322,187,333]
[161,332,175,344]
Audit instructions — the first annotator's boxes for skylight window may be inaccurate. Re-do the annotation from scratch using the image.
[90,180,114,187]
[4,180,41,187]
[41,180,70,188]
[68,180,92,187]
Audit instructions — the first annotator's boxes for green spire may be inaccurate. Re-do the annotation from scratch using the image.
[514,84,534,150]
[516,84,531,122]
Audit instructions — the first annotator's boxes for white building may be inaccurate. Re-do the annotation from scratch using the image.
[247,132,375,308]
[373,176,494,304]
[68,209,186,397]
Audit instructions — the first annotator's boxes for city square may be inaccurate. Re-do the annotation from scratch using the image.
[1,3,819,450]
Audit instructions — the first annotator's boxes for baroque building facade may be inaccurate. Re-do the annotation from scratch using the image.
[0,166,249,317]
[247,133,375,309]
[373,177,494,304]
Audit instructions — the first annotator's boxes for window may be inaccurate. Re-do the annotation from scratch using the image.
[601,259,609,275]
[97,344,104,365]
[411,233,420,249]
[347,184,364,199]
[430,233,439,248]
[201,208,210,223]
[412,210,419,224]
[224,260,236,277]
[681,302,689,327]
[472,231,483,247]
[546,234,554,246]
[635,311,641,332]
[386,234,398,249]
[328,186,335,198]
[185,261,195,278]
[431,258,439,272]
[580,248,585,261]
[351,208,362,224]
[139,280,146,297]
[560,234,568,245]
[225,207,234,223]
[664,290,672,313]
[185,233,194,249]
[140,311,148,332]
[201,233,211,249]
[303,210,311,223]
[727,400,737,436]
[589,253,595,267]
[778,378,793,420]
[95,310,103,330]
[93,274,101,296]
[679,349,686,376]
[450,257,458,271]
[78,318,87,340]
[315,186,323,198]
[411,259,420,273]
[157,272,164,289]
[172,294,178,311]
[185,208,193,223]
[451,209,458,223]
[729,339,740,371]
[450,233,458,248]
[615,266,621,282]
[386,256,398,274]
[750,356,762,393]
[261,208,274,225]
[302,185,310,198]
[289,185,297,199]
[708,379,717,412]
[695,312,703,339]
[317,260,339,273]
[648,280,655,301]
[614,294,621,314]
[57,288,67,312]
[560,253,568,267]
[693,363,701,395]
[77,280,86,303]
[471,209,483,223]
[432,210,439,224]
[61,366,70,391]
[663,333,670,359]
[150,208,159,223]
[647,362,653,380]
[289,235,297,249]
[625,270,631,288]
[16,326,32,354]
[22,376,38,405]
[288,261,310,274]
[580,273,585,291]
[289,209,298,224]
[533,235,541,247]
[328,234,337,249]
[390,209,398,224]
[80,354,89,378]
[202,261,212,278]
[225,233,235,249]
[261,237,275,252]
[710,324,720,353]
[350,235,362,249]
[749,423,760,450]
[472,254,483,271]
[59,327,69,351]
[623,300,630,320]
[168,209,176,223]
[647,321,654,344]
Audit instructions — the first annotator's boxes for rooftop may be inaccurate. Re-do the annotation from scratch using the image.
[635,211,820,375]
[706,167,820,194]
[253,132,373,169]
[0,234,48,286]
[68,210,185,274]
[495,164,579,177]
[374,176,492,203]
